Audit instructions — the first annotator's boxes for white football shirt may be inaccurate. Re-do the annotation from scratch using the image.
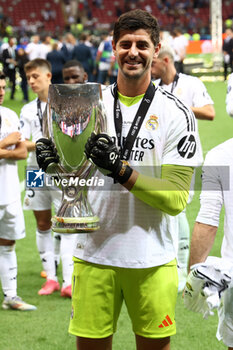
[226,73,233,117]
[73,84,203,268]
[25,42,41,60]
[20,98,47,167]
[37,43,51,59]
[154,73,213,204]
[0,107,23,205]
[196,138,233,263]
[171,35,188,62]
[155,73,214,108]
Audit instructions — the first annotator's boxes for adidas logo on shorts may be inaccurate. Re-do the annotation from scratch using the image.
[158,315,173,328]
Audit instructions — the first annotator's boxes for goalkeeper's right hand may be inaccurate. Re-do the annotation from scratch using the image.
[36,138,59,172]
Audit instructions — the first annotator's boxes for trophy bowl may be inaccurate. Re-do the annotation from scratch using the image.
[45,83,106,234]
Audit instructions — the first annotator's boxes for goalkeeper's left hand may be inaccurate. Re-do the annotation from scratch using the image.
[85,132,133,184]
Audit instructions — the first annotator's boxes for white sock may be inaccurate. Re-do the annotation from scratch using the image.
[177,211,190,274]
[60,234,76,288]
[53,232,61,272]
[36,229,57,281]
[0,245,17,298]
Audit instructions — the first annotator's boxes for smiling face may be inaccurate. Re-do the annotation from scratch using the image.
[113,29,160,83]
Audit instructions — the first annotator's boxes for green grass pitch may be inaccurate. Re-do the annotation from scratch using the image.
[0,80,231,350]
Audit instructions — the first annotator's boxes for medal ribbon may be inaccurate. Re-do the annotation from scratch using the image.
[113,81,155,161]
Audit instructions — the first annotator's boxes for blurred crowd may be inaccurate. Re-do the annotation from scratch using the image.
[0,27,191,102]
[0,0,221,41]
[0,0,232,101]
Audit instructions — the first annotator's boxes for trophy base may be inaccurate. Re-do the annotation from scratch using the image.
[51,216,100,234]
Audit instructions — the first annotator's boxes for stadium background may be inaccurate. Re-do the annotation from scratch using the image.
[0,1,233,349]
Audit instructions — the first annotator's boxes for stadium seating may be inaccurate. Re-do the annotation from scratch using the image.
[84,0,232,33]
[0,0,65,32]
[0,0,232,34]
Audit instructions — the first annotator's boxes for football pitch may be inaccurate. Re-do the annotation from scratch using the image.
[0,80,232,350]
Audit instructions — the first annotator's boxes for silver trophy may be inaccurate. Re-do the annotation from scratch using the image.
[44,83,106,234]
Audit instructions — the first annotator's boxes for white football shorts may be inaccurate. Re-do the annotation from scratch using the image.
[217,287,233,347]
[23,187,62,213]
[0,200,25,240]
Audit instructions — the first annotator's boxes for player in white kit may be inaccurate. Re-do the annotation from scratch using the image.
[151,46,215,291]
[226,72,233,117]
[20,59,76,298]
[188,138,233,350]
[0,72,36,311]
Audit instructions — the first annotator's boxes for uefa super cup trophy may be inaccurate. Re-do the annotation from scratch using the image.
[44,83,106,234]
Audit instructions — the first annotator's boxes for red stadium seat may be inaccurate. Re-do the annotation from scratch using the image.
[0,0,65,32]
[0,0,231,34]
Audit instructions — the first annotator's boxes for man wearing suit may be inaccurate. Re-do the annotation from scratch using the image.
[46,42,66,84]
[223,28,233,80]
[72,33,93,79]
[2,37,17,100]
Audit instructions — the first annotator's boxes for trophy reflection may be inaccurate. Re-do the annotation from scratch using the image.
[45,83,106,233]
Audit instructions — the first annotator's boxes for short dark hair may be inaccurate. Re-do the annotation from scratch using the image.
[62,60,85,71]
[79,33,87,41]
[0,71,6,80]
[113,9,160,47]
[24,59,52,73]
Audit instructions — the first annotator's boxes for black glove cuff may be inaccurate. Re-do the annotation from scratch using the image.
[112,162,133,184]
[37,155,59,172]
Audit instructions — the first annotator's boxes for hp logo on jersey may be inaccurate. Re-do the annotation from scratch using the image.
[177,135,196,159]
[26,169,44,188]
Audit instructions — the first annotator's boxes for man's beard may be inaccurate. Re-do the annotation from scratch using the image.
[120,62,151,80]
[123,71,144,80]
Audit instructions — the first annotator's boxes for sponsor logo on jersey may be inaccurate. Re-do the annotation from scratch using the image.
[145,115,159,131]
[177,134,196,158]
[26,169,44,188]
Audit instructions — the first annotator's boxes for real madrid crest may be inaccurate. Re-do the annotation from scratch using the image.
[5,118,12,127]
[145,115,159,131]
[176,87,182,96]
[24,198,30,206]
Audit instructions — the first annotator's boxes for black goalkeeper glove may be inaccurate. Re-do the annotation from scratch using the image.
[85,133,133,184]
[36,138,60,172]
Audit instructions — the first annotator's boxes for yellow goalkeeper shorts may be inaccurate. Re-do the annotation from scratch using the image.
[69,258,178,339]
